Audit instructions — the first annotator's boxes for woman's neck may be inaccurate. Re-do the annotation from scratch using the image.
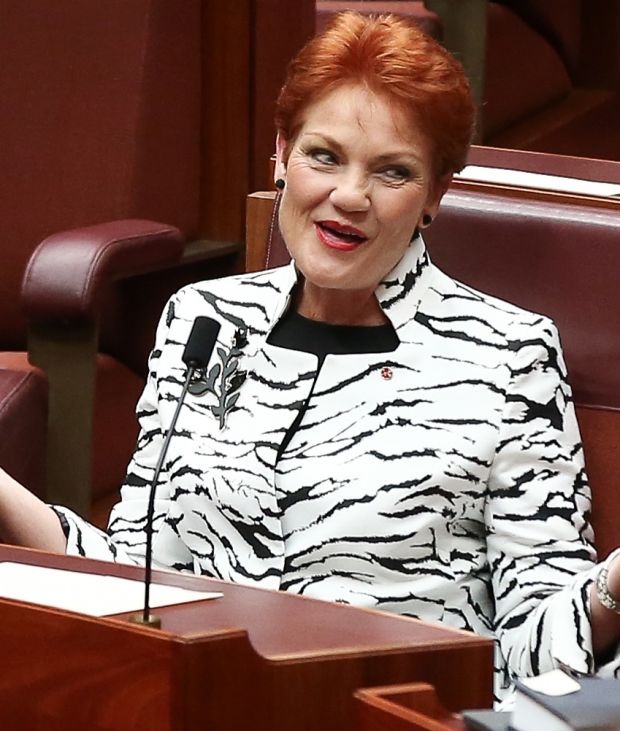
[295,281,388,326]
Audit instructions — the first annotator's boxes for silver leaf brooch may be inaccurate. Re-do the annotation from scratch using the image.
[188,327,248,428]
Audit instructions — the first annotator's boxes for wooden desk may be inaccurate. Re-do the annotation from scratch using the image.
[468,146,620,185]
[356,684,470,730]
[456,146,620,209]
[0,545,492,730]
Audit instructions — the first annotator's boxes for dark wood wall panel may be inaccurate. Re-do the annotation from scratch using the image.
[200,1,252,242]
[200,0,315,244]
[252,0,316,191]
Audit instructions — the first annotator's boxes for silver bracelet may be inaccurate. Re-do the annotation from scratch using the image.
[596,564,620,614]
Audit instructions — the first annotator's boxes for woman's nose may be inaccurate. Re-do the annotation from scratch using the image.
[329,170,371,212]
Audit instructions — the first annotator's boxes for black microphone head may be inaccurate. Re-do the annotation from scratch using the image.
[183,317,221,369]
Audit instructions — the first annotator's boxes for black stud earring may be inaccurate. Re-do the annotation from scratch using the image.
[275,178,285,191]
[422,214,433,227]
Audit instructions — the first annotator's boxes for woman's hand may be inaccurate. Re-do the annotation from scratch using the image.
[590,553,620,661]
[0,466,67,552]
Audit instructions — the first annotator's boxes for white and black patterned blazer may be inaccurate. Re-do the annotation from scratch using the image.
[58,237,620,702]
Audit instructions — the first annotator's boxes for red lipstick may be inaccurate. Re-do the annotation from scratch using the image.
[315,220,368,251]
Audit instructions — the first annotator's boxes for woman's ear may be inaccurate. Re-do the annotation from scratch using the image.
[274,132,288,184]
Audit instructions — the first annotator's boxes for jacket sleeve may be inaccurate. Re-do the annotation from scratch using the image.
[486,315,620,685]
[53,293,190,568]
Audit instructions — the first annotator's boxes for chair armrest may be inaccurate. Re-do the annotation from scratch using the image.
[21,219,184,323]
[0,368,48,500]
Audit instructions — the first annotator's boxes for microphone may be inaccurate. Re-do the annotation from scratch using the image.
[129,316,221,628]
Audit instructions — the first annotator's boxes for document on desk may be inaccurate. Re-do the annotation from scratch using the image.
[455,165,620,197]
[0,561,222,617]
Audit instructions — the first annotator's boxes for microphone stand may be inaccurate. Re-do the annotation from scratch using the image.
[128,316,220,629]
[129,366,197,628]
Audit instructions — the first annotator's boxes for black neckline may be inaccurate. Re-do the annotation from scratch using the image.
[267,309,399,360]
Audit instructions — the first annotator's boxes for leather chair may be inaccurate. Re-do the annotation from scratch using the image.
[245,188,620,560]
[20,219,239,526]
[0,368,47,500]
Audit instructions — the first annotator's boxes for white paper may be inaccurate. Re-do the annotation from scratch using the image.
[520,669,581,696]
[0,562,221,617]
[455,165,620,198]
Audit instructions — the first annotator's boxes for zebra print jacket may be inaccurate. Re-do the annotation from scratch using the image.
[57,237,619,702]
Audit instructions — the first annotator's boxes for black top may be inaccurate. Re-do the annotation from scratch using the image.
[267,309,399,460]
[268,309,399,362]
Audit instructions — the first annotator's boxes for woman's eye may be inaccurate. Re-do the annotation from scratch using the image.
[378,166,411,183]
[309,148,337,165]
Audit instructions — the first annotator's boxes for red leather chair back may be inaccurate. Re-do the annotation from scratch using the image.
[0,368,47,498]
[427,190,620,408]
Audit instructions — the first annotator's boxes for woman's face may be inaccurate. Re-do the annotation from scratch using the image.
[276,84,449,310]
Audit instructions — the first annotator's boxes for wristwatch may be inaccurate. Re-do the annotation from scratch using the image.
[596,564,620,614]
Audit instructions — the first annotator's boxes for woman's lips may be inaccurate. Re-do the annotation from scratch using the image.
[314,220,368,251]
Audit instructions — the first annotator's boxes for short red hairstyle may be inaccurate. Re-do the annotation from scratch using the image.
[275,12,475,177]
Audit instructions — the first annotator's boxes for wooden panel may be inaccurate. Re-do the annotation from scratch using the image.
[251,0,316,191]
[200,1,252,242]
[0,597,178,731]
[200,1,315,244]
[467,145,620,183]
[246,191,277,271]
[355,684,468,731]
[0,545,493,730]
[457,145,620,209]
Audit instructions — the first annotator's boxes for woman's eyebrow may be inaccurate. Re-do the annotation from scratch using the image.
[372,151,422,165]
[299,131,342,150]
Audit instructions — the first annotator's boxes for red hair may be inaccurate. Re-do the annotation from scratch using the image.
[275,12,475,177]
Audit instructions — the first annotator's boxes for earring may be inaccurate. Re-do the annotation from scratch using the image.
[422,214,433,227]
[275,178,285,191]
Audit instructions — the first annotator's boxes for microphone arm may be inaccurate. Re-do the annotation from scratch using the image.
[130,316,221,628]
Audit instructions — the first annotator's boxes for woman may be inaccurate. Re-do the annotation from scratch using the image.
[1,12,619,703]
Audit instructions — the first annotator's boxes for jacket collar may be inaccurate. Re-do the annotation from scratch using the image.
[269,235,433,332]
[375,235,433,330]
